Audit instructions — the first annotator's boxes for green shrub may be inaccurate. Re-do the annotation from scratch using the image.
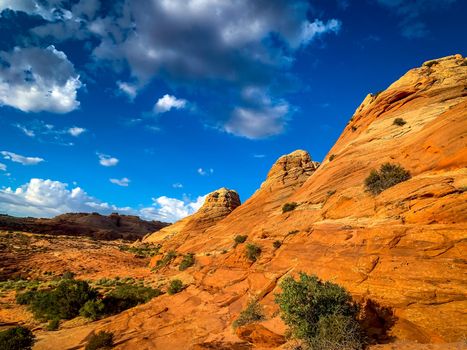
[104,285,162,315]
[80,299,106,320]
[46,318,60,331]
[288,230,299,235]
[119,244,161,258]
[85,331,114,350]
[0,326,35,350]
[179,253,195,271]
[155,250,177,269]
[29,279,98,321]
[62,271,75,280]
[393,118,407,126]
[234,235,247,244]
[275,273,361,349]
[233,300,265,329]
[309,314,364,350]
[282,202,297,213]
[273,240,282,249]
[245,243,261,262]
[167,279,184,295]
[329,154,336,161]
[364,163,411,195]
[15,290,36,305]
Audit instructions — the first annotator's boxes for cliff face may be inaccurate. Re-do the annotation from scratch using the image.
[0,212,168,241]
[34,55,467,350]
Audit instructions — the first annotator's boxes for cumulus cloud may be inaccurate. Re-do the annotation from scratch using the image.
[225,87,291,139]
[0,45,82,113]
[97,153,119,167]
[154,94,188,114]
[139,195,206,223]
[68,127,86,137]
[1,151,44,165]
[0,177,206,222]
[0,0,67,21]
[0,163,6,171]
[109,177,130,187]
[197,168,214,176]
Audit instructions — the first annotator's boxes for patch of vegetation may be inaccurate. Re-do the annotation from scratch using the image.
[288,230,299,235]
[27,279,98,321]
[233,300,265,329]
[245,243,261,262]
[46,318,60,331]
[282,202,298,213]
[80,299,106,321]
[62,271,75,280]
[85,331,114,350]
[0,326,35,350]
[167,279,184,295]
[234,235,248,244]
[103,284,162,315]
[329,154,336,162]
[364,163,411,195]
[155,250,177,269]
[327,190,336,197]
[275,272,363,350]
[273,240,282,249]
[0,279,41,292]
[179,253,195,271]
[393,117,407,126]
[119,243,161,258]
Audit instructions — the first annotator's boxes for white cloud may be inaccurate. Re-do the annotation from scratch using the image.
[68,127,86,137]
[197,168,214,176]
[110,177,130,187]
[117,81,138,100]
[15,124,35,137]
[0,46,82,113]
[299,19,341,45]
[224,88,290,139]
[0,178,206,223]
[0,0,66,21]
[139,195,206,223]
[154,94,188,114]
[1,151,44,165]
[0,163,6,171]
[97,153,119,167]
[172,183,183,189]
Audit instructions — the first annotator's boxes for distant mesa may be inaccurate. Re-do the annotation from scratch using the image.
[0,212,169,241]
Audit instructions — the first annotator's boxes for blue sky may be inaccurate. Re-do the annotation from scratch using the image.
[0,0,465,222]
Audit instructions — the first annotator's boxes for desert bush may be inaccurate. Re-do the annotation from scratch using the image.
[85,331,114,350]
[62,271,75,280]
[155,250,177,269]
[15,290,36,305]
[0,326,35,350]
[80,299,106,320]
[275,273,362,349]
[329,154,336,161]
[233,300,265,328]
[309,314,364,350]
[179,253,195,271]
[46,318,60,331]
[393,118,406,126]
[234,235,248,244]
[119,244,161,258]
[245,243,261,262]
[167,279,184,295]
[273,240,282,249]
[104,284,162,315]
[282,202,298,213]
[28,279,98,321]
[364,163,411,195]
[288,230,299,235]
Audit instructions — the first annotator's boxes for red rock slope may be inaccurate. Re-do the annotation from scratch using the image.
[34,54,467,350]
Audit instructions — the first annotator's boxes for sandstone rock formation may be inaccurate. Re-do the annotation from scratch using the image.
[31,54,467,349]
[0,212,168,241]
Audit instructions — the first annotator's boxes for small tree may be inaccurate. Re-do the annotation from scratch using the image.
[233,300,265,328]
[275,273,363,349]
[245,243,261,262]
[364,163,411,195]
[273,240,282,249]
[234,235,248,244]
[0,326,35,350]
[85,331,114,350]
[179,253,195,271]
[282,202,298,213]
[393,118,406,126]
[167,279,184,295]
